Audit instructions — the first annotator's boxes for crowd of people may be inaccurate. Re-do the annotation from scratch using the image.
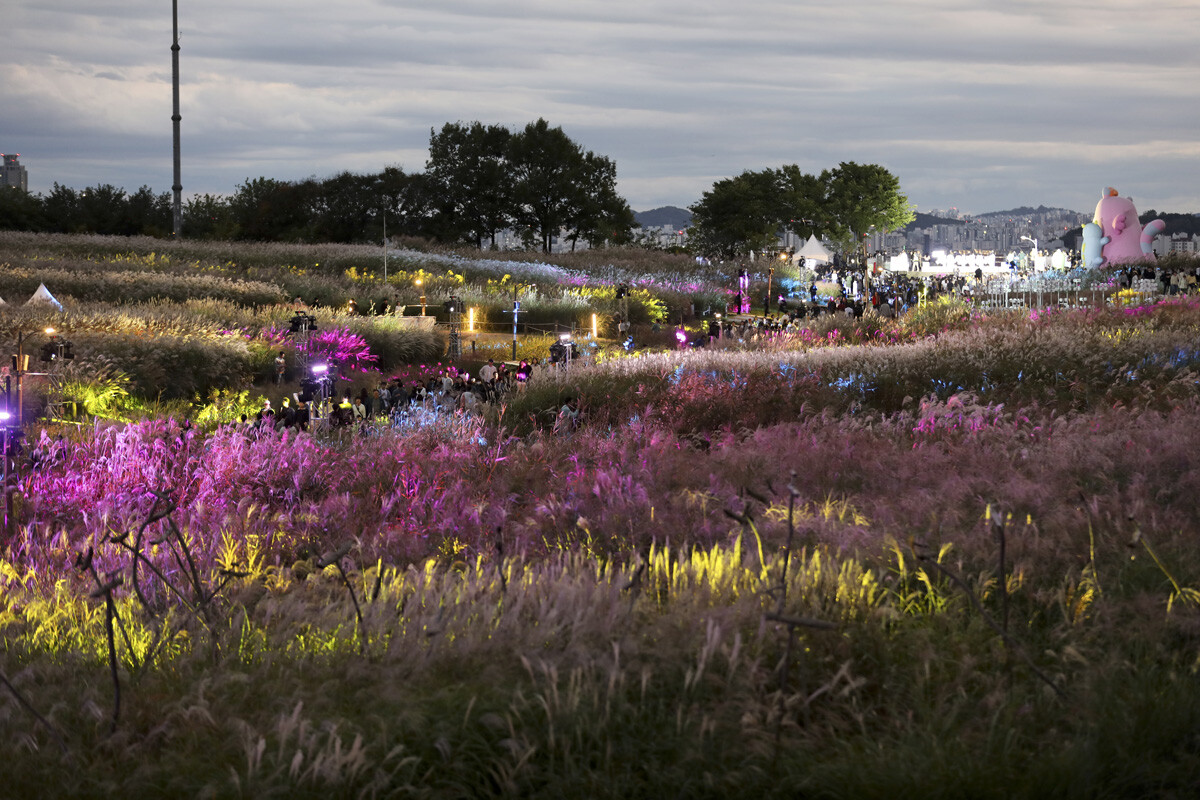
[729,270,970,330]
[241,259,1200,438]
[1111,264,1200,295]
[243,358,538,436]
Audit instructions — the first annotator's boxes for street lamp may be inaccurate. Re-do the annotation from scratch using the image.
[415,278,426,316]
[309,363,330,417]
[1021,235,1040,275]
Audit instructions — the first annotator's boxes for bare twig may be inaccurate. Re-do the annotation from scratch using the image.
[915,548,1066,700]
[77,548,140,673]
[318,545,365,656]
[102,591,121,734]
[166,515,207,607]
[0,669,70,757]
[764,612,838,631]
[495,527,507,596]
[77,548,124,736]
[991,507,1009,637]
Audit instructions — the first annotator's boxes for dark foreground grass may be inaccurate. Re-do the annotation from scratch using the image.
[5,534,1200,798]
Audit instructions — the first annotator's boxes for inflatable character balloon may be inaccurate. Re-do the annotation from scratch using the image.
[1080,222,1109,269]
[1092,188,1165,265]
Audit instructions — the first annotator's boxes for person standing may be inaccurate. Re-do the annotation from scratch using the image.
[351,396,368,429]
[274,351,286,385]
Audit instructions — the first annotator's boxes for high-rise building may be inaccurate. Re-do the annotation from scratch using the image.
[1,153,29,192]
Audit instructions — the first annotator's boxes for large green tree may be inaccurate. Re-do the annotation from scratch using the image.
[507,118,634,253]
[227,177,317,241]
[7,118,635,248]
[123,186,173,237]
[821,161,915,254]
[182,193,236,239]
[688,169,790,259]
[307,171,380,243]
[507,119,582,253]
[775,164,826,241]
[564,151,636,251]
[0,187,46,231]
[426,122,512,248]
[689,162,913,260]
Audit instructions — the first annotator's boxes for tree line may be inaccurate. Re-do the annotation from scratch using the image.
[688,161,914,259]
[1,121,916,259]
[0,119,636,253]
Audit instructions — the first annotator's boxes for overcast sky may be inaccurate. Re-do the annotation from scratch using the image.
[4,0,1199,216]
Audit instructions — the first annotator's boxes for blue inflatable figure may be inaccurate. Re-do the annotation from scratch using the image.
[1081,222,1110,269]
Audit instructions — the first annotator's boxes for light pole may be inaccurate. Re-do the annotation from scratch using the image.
[171,0,182,238]
[310,363,329,418]
[1020,235,1039,265]
[416,278,426,316]
[1,407,13,541]
[510,285,520,360]
[1022,235,1042,308]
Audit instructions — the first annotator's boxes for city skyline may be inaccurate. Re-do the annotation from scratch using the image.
[4,1,1199,216]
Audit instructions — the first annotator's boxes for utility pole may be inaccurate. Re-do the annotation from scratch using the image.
[2,375,14,542]
[446,296,462,359]
[171,0,183,239]
[767,266,775,316]
[14,331,27,427]
[511,284,520,360]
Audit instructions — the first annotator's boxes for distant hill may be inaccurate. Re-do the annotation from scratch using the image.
[973,205,1086,220]
[904,212,964,232]
[635,206,693,230]
[1139,210,1200,238]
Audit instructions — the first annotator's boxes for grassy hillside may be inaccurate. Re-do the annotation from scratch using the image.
[3,235,1200,796]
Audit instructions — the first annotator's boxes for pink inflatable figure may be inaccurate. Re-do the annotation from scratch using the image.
[1092,188,1166,265]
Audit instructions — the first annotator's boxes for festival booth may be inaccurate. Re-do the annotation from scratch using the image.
[25,283,63,311]
[928,251,1005,275]
[790,235,832,265]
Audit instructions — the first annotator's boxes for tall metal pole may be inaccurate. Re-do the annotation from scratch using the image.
[767,266,774,316]
[15,332,25,427]
[171,0,183,238]
[2,376,11,542]
[382,210,388,284]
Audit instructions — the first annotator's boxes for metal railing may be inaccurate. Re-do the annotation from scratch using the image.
[966,276,1121,311]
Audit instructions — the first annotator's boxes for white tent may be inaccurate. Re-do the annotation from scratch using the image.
[791,234,832,264]
[26,283,63,310]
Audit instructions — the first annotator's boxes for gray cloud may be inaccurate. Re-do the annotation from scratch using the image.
[3,0,1197,215]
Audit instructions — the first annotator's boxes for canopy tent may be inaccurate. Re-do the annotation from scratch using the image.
[791,234,832,264]
[25,283,63,310]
